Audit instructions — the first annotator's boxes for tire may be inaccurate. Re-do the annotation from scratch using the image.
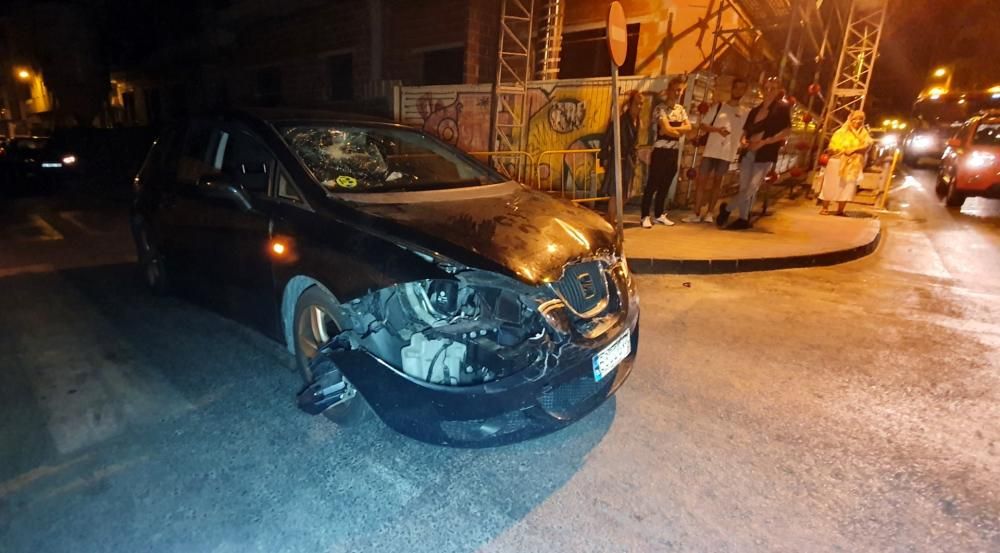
[935,172,948,198]
[133,218,169,295]
[944,180,966,209]
[292,286,370,424]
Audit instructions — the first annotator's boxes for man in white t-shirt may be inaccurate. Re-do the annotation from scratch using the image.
[682,78,749,223]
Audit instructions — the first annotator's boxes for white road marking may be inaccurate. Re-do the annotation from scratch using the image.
[0,214,63,242]
[20,287,193,454]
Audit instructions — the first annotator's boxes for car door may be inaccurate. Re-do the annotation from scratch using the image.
[159,120,216,285]
[185,123,279,333]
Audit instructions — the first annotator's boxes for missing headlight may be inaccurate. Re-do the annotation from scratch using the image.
[345,277,548,386]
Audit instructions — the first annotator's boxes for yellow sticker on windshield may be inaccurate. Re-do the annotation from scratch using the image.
[335,175,357,188]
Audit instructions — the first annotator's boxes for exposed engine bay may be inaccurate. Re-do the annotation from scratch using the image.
[334,260,629,386]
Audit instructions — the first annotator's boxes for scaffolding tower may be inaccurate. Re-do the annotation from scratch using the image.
[817,0,888,149]
[489,0,536,170]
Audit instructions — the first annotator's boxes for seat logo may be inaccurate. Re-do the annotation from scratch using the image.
[577,272,597,300]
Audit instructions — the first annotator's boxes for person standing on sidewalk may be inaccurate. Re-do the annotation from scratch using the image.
[599,90,643,224]
[682,77,749,224]
[641,76,691,229]
[717,76,791,230]
[819,110,873,216]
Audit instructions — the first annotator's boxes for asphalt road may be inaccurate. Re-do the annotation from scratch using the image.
[1,169,999,553]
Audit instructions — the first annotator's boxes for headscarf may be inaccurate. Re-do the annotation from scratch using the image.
[829,110,873,184]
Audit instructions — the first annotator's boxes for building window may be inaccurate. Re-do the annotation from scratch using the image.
[422,47,466,85]
[559,23,639,78]
[256,67,282,107]
[326,53,354,102]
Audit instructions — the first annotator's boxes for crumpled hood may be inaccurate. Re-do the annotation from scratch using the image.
[336,182,617,284]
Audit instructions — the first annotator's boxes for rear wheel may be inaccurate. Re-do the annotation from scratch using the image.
[292,286,369,424]
[134,219,169,295]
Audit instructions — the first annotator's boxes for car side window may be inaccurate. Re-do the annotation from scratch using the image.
[275,169,303,203]
[219,130,274,197]
[177,123,215,186]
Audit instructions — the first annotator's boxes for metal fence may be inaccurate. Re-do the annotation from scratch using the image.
[468,150,536,184]
[468,148,612,204]
[535,149,606,203]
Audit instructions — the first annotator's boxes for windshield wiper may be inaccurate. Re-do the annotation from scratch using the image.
[391,178,484,191]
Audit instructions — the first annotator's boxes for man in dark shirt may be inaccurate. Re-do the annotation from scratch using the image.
[717,77,792,230]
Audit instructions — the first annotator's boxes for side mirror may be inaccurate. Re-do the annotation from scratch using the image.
[197,174,254,212]
[946,138,961,148]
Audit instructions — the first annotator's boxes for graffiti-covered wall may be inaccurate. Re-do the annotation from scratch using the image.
[395,74,816,207]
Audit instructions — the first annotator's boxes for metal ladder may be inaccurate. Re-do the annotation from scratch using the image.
[489,0,536,176]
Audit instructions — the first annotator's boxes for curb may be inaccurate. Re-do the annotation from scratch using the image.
[627,223,882,275]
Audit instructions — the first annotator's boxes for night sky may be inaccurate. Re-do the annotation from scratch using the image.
[8,0,998,119]
[869,0,1000,117]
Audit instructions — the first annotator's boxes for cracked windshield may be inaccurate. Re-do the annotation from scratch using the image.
[280,125,503,192]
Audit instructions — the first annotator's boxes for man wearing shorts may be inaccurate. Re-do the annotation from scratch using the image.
[683,78,749,223]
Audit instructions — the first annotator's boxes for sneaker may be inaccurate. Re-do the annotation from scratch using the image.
[654,214,675,226]
[703,213,714,224]
[716,202,730,228]
[681,213,702,223]
[725,218,752,230]
[641,216,653,229]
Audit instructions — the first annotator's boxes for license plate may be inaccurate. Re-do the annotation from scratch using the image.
[592,329,631,382]
[41,162,62,168]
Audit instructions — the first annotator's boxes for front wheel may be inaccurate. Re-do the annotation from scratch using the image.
[292,286,369,424]
[935,172,948,198]
[944,180,966,209]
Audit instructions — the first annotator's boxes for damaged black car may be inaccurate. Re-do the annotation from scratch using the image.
[130,109,639,446]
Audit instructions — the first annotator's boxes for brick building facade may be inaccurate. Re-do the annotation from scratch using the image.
[111,0,770,125]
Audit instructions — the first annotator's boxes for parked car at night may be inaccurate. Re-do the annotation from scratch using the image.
[130,109,639,446]
[0,135,80,189]
[938,110,1000,208]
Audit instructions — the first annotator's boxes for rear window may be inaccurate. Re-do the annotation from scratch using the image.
[972,121,1000,146]
[12,138,48,150]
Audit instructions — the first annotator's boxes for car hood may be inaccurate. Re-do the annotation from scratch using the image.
[333,181,617,284]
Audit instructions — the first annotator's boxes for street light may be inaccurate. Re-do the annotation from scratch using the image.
[16,68,30,81]
[933,67,948,78]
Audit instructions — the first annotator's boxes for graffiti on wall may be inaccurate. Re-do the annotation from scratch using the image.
[400,76,678,196]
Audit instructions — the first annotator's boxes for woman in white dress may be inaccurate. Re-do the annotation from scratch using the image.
[819,110,873,216]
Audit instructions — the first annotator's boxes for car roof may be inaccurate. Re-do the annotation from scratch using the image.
[230,107,397,126]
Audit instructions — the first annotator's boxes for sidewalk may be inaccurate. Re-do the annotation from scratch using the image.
[622,197,882,274]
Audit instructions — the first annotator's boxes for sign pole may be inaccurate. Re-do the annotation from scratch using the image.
[606,1,628,250]
[611,63,624,246]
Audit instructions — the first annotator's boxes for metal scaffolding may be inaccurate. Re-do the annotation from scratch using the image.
[489,0,535,159]
[817,0,888,149]
[536,0,565,80]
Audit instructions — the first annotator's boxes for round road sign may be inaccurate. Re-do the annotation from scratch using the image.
[607,2,628,68]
